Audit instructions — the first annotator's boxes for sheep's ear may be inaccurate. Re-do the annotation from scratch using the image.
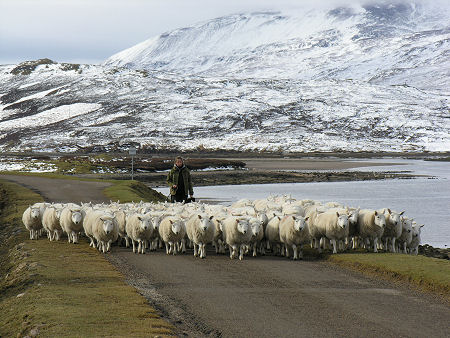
[137,216,143,221]
[198,214,202,219]
[374,211,378,216]
[292,216,296,220]
[235,219,239,224]
[336,212,340,217]
[209,215,214,220]
[305,217,309,222]
[277,216,281,220]
[169,220,173,225]
[388,208,392,214]
[400,211,405,215]
[420,224,425,228]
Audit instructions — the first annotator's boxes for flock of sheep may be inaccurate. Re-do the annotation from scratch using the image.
[22,195,424,260]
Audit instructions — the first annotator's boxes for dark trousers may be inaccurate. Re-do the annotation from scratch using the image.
[171,194,188,203]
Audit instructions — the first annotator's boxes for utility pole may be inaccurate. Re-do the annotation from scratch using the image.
[129,147,136,180]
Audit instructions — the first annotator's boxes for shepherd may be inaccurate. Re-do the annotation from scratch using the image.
[167,156,194,203]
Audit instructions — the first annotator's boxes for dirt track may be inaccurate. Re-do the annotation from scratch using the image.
[2,174,449,337]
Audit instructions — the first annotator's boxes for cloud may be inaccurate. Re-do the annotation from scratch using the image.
[1,0,449,64]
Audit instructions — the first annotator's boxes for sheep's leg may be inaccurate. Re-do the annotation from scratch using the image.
[260,242,265,256]
[230,245,236,259]
[165,242,170,254]
[331,239,337,254]
[200,243,206,259]
[107,240,112,252]
[391,238,396,253]
[285,245,289,258]
[73,232,78,244]
[193,243,198,257]
[239,245,244,261]
[181,239,186,253]
[125,237,130,248]
[373,238,378,253]
[252,243,257,257]
[403,242,407,254]
[266,240,271,251]
[132,240,137,253]
[171,242,177,255]
[219,240,226,254]
[292,244,298,260]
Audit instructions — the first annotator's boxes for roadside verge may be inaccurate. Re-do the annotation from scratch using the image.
[0,179,174,337]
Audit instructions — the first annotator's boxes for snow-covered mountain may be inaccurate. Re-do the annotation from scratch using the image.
[0,1,449,154]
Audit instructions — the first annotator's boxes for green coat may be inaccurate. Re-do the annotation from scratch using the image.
[167,165,193,196]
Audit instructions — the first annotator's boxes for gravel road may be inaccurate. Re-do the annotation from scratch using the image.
[2,174,449,338]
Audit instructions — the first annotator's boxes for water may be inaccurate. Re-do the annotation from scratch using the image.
[155,159,450,248]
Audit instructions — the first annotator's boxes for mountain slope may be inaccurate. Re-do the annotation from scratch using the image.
[105,2,450,91]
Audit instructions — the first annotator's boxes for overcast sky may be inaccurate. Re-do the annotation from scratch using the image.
[1,0,448,65]
[0,0,312,65]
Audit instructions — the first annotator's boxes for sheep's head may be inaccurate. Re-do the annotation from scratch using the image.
[389,210,404,226]
[100,217,115,234]
[294,216,308,232]
[249,219,263,238]
[374,211,386,229]
[137,215,151,231]
[402,218,413,233]
[336,212,349,229]
[152,216,161,230]
[348,208,359,224]
[169,219,182,234]
[236,219,249,235]
[197,214,213,232]
[71,211,83,225]
[30,207,40,219]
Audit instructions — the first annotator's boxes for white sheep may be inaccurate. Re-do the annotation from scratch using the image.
[279,215,310,259]
[264,215,283,254]
[84,210,119,253]
[159,216,186,255]
[42,206,63,241]
[397,217,413,254]
[357,209,386,253]
[408,223,424,255]
[125,213,153,254]
[22,205,43,240]
[220,216,251,260]
[186,214,215,258]
[60,206,84,244]
[248,217,265,257]
[379,208,404,253]
[313,211,349,254]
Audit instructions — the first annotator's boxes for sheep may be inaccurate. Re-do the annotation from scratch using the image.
[159,216,186,255]
[306,208,326,252]
[83,210,119,253]
[185,214,215,258]
[408,223,424,255]
[264,215,283,254]
[220,216,251,260]
[22,205,43,240]
[317,211,349,254]
[397,217,413,254]
[125,213,153,254]
[279,215,310,259]
[59,206,84,244]
[42,206,63,241]
[113,209,128,247]
[379,209,404,253]
[247,217,265,257]
[357,209,386,253]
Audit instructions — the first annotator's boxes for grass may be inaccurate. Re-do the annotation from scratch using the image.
[104,180,167,203]
[0,179,174,337]
[327,252,450,302]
